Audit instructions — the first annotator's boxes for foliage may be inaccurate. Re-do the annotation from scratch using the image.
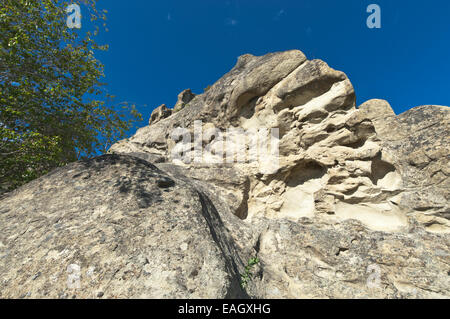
[0,0,142,192]
[240,257,260,289]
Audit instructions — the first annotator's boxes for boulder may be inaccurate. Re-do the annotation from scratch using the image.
[0,155,247,298]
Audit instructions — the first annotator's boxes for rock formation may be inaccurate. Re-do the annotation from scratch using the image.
[0,50,449,298]
[174,89,196,113]
[149,104,172,125]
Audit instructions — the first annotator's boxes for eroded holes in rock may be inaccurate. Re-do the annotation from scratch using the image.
[72,172,82,179]
[278,161,327,219]
[326,125,337,133]
[335,247,349,256]
[370,154,397,186]
[341,138,366,149]
[353,120,377,138]
[156,177,175,189]
[239,95,259,120]
[286,161,327,188]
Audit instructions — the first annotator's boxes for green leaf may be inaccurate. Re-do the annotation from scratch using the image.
[0,0,142,192]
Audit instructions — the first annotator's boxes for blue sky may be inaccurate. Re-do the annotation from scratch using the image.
[90,0,450,132]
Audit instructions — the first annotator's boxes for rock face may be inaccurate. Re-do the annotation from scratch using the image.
[360,100,449,226]
[1,50,449,299]
[0,155,246,298]
[174,89,196,113]
[149,104,172,125]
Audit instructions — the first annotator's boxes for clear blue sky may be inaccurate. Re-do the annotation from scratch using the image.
[91,0,450,132]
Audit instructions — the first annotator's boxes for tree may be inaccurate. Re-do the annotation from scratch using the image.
[0,0,142,193]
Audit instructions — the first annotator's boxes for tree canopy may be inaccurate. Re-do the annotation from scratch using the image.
[0,0,142,193]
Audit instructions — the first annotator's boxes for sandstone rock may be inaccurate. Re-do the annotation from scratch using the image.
[112,51,405,229]
[1,50,449,299]
[149,104,172,125]
[108,50,450,298]
[174,89,196,113]
[0,155,247,298]
[249,218,450,299]
[360,101,450,227]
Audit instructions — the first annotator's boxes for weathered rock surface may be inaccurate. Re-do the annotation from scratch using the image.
[174,89,196,113]
[360,100,449,227]
[250,219,449,298]
[0,155,247,298]
[149,104,172,125]
[1,50,449,298]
